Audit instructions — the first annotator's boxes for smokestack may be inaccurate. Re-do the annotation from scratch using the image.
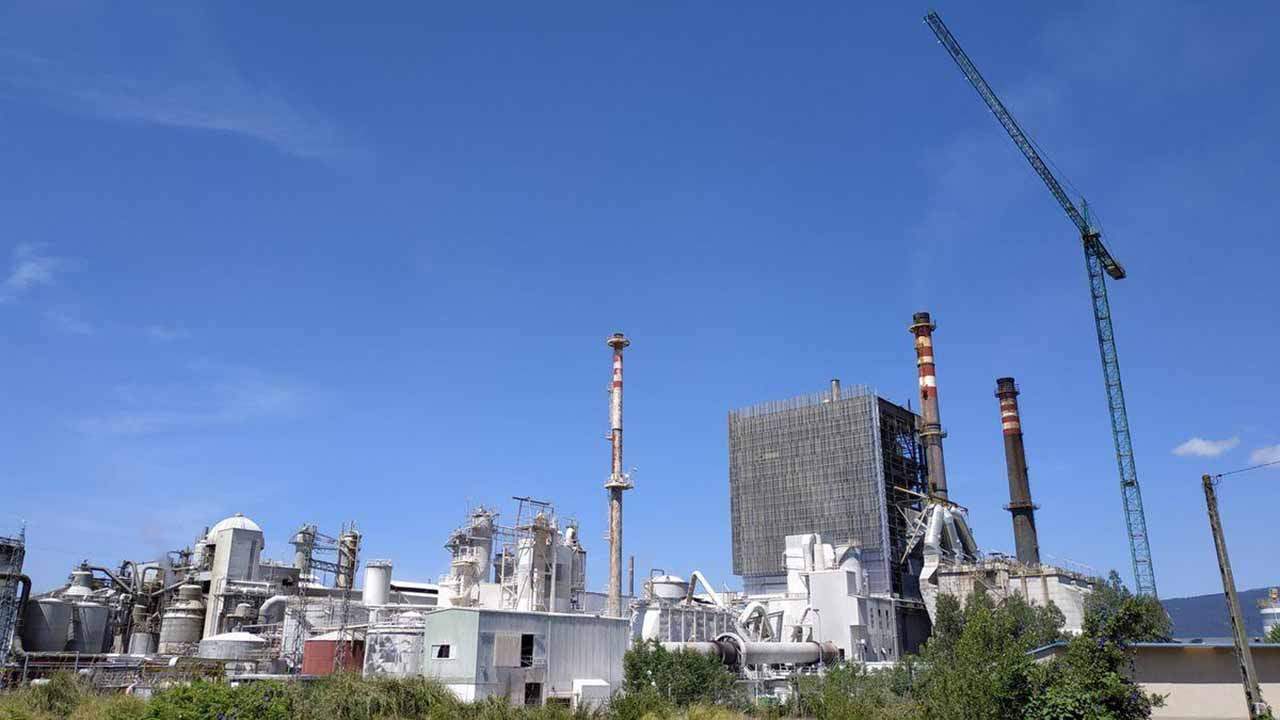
[628,555,635,598]
[996,377,1041,565]
[605,332,632,617]
[830,378,841,401]
[909,312,948,499]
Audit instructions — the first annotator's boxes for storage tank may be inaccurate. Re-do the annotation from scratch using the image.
[302,630,365,675]
[363,612,426,678]
[363,560,392,608]
[648,575,689,601]
[128,605,157,655]
[68,601,110,653]
[198,630,266,660]
[22,598,71,651]
[158,584,206,655]
[1261,588,1280,637]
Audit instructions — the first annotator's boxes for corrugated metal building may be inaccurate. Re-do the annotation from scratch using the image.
[419,608,628,708]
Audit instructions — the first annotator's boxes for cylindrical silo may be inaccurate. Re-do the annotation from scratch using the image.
[22,598,71,652]
[363,560,392,608]
[69,601,110,653]
[158,584,206,655]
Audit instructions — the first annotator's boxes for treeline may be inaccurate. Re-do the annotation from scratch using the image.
[0,572,1170,720]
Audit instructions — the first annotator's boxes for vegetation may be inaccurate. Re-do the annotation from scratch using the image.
[1267,623,1280,644]
[0,573,1173,720]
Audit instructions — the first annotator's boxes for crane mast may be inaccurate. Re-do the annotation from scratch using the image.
[924,11,1157,597]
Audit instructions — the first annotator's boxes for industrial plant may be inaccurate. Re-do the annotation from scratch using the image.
[0,310,1114,707]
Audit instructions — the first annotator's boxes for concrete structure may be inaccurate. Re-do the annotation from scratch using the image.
[935,556,1093,634]
[909,311,949,499]
[995,377,1041,565]
[419,607,629,708]
[632,570,736,644]
[199,514,265,639]
[1032,641,1280,720]
[604,332,632,619]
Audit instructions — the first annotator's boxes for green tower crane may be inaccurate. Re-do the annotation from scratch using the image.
[924,11,1157,597]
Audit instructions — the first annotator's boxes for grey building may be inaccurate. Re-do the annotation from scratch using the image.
[419,607,628,708]
[729,383,929,643]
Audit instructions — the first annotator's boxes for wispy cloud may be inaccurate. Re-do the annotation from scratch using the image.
[1,8,362,166]
[78,365,309,437]
[145,324,191,342]
[1,243,69,302]
[1172,436,1239,458]
[44,305,95,335]
[1250,444,1280,467]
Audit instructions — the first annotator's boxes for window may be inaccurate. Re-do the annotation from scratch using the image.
[431,644,451,659]
[520,633,535,668]
[524,682,542,706]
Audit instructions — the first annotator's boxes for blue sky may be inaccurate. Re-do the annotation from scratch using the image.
[2,2,1276,600]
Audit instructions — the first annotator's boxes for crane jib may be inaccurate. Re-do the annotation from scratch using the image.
[924,11,1155,597]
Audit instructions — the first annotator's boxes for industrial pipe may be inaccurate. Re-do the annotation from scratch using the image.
[662,634,838,668]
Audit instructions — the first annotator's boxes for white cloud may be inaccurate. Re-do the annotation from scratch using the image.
[78,366,308,436]
[1250,444,1280,466]
[1172,436,1240,458]
[1,243,68,301]
[44,306,94,335]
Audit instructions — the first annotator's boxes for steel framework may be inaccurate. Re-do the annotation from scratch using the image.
[729,385,927,597]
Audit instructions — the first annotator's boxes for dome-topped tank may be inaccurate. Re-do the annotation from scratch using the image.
[648,575,689,601]
[205,513,263,540]
[198,631,266,660]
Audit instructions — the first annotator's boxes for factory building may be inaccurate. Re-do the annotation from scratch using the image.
[419,607,628,708]
[0,529,27,668]
[728,381,931,655]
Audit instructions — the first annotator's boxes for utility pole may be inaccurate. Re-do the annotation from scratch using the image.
[1202,473,1269,719]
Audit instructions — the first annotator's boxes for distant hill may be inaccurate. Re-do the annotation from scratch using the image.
[1162,586,1275,639]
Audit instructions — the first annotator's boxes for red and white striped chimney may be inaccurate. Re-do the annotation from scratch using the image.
[910,312,948,500]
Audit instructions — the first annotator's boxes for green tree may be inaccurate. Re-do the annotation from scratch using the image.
[1267,623,1280,644]
[622,640,741,709]
[1083,571,1171,642]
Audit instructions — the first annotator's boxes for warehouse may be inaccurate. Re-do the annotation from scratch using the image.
[419,607,629,708]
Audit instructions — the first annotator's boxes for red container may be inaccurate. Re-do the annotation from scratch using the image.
[301,636,365,675]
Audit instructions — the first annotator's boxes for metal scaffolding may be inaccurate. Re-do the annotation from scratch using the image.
[730,385,926,596]
[1,528,26,667]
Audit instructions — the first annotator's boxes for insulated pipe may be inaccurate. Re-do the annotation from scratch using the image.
[830,378,841,401]
[909,312,949,499]
[661,636,838,668]
[604,332,632,618]
[996,377,1041,565]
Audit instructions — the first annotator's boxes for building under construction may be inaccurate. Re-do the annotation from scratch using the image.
[729,382,930,652]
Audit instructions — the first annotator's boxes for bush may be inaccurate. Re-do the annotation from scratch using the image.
[622,641,742,710]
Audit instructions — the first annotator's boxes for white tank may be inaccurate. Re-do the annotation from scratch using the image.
[22,598,71,652]
[649,575,689,601]
[363,612,426,678]
[363,560,392,608]
[198,631,266,660]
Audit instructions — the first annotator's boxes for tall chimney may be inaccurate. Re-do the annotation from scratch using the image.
[996,377,1040,565]
[605,332,632,617]
[909,312,948,499]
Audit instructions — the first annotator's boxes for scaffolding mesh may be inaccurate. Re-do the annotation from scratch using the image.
[729,386,926,596]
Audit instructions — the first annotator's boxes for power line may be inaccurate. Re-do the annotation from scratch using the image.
[1214,459,1280,479]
